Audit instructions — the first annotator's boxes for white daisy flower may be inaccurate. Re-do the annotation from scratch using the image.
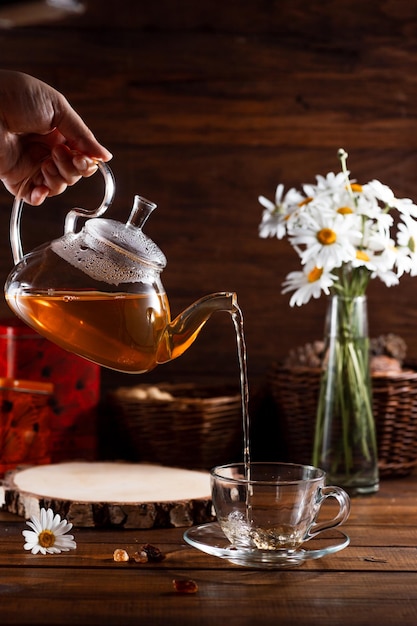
[363,181,417,217]
[289,208,362,271]
[373,268,400,287]
[282,264,337,307]
[362,180,396,207]
[394,197,417,218]
[258,184,304,239]
[356,218,394,257]
[352,247,398,286]
[397,215,417,276]
[354,189,384,221]
[22,508,77,555]
[303,171,348,198]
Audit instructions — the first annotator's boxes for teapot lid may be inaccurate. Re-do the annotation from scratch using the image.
[84,195,166,270]
[51,195,166,285]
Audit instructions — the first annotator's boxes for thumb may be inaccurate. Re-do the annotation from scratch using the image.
[53,98,112,162]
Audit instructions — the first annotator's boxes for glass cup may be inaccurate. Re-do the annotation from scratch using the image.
[210,462,351,552]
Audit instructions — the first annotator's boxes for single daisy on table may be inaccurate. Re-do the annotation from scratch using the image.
[22,507,77,555]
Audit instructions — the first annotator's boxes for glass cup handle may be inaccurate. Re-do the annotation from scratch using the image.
[306,485,351,539]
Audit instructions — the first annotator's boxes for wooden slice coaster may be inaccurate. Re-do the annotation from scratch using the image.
[3,461,213,529]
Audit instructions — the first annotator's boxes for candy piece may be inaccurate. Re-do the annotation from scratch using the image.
[173,579,199,594]
[113,548,130,562]
[132,550,148,563]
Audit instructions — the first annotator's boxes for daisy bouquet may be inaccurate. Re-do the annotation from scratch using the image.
[258,149,417,305]
[258,149,417,491]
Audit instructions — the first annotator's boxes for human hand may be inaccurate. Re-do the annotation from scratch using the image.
[0,70,112,205]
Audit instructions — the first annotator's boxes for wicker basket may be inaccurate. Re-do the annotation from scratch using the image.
[108,383,243,470]
[268,362,417,477]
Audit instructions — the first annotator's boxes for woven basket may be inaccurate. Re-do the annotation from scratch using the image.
[108,383,243,470]
[268,362,417,477]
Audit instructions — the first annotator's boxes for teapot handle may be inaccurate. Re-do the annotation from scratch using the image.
[10,161,116,265]
[64,161,116,234]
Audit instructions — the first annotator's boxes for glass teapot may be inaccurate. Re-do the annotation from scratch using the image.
[4,163,236,373]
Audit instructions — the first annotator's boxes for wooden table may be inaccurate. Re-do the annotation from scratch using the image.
[2,473,417,626]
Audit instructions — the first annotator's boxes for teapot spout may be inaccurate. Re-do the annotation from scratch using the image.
[157,291,237,364]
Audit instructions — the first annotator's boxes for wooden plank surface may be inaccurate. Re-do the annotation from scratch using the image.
[1,473,417,625]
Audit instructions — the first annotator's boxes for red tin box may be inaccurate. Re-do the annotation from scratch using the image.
[0,318,100,462]
[0,377,53,476]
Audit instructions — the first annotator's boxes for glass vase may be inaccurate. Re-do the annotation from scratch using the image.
[312,295,379,495]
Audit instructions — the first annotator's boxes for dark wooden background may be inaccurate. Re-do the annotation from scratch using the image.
[1,0,417,402]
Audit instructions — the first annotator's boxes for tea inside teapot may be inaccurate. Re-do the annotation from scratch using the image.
[7,287,171,374]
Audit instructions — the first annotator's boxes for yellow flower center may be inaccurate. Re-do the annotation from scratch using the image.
[409,237,416,253]
[307,266,323,283]
[356,250,370,262]
[337,206,354,215]
[298,197,313,207]
[350,183,363,193]
[38,530,55,549]
[317,228,337,245]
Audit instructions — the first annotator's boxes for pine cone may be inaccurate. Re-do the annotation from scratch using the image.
[285,334,407,369]
[283,340,325,368]
[370,333,407,363]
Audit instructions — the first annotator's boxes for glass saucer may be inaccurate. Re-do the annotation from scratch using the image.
[183,522,350,569]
